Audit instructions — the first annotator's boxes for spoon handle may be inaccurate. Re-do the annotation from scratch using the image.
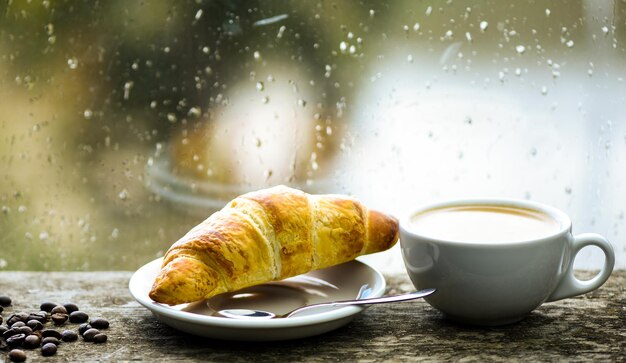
[286,287,436,317]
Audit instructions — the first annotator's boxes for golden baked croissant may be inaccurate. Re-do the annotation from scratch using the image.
[149,185,399,305]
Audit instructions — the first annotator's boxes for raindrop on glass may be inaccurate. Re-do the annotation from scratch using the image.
[479,21,488,32]
[253,51,261,61]
[83,109,93,119]
[67,58,78,70]
[256,81,264,91]
[515,45,526,54]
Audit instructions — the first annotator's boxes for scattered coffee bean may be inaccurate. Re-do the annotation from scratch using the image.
[50,305,67,315]
[93,333,107,344]
[41,329,62,339]
[28,312,48,324]
[0,295,12,306]
[0,325,8,335]
[42,336,61,346]
[15,326,33,336]
[6,333,26,348]
[11,321,26,328]
[23,334,41,349]
[41,342,57,356]
[8,349,27,362]
[51,313,69,325]
[69,311,89,323]
[63,303,79,314]
[78,323,91,336]
[61,329,78,342]
[3,328,18,339]
[27,319,44,331]
[90,318,110,329]
[7,312,29,326]
[82,328,100,342]
[40,301,57,312]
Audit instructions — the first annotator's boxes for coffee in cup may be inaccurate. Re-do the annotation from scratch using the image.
[400,199,615,326]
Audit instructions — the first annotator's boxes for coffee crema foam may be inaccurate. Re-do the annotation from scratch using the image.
[410,205,561,243]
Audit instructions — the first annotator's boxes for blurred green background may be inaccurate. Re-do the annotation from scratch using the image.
[1,1,625,271]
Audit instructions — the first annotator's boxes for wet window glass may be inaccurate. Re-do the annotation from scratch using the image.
[0,0,624,271]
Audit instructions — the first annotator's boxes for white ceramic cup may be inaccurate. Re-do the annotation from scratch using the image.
[400,199,615,326]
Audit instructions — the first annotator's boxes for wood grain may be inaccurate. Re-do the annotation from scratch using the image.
[0,271,624,362]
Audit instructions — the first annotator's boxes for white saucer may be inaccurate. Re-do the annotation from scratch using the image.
[129,258,386,341]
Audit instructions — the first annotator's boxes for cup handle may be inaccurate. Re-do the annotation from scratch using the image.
[546,233,615,302]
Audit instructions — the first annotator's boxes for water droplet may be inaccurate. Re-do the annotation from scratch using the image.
[18,205,26,213]
[195,9,203,20]
[83,109,93,119]
[277,25,286,39]
[256,81,264,91]
[541,86,548,95]
[425,6,432,15]
[339,41,348,53]
[188,107,201,117]
[515,68,522,76]
[167,113,177,123]
[564,186,572,194]
[39,231,49,240]
[407,54,414,63]
[413,22,420,31]
[349,45,356,54]
[565,40,574,48]
[261,96,269,104]
[202,46,210,54]
[67,57,78,70]
[601,26,609,35]
[253,51,261,61]
[297,99,307,107]
[465,32,472,42]
[530,147,537,156]
[545,8,551,16]
[0,259,6,268]
[498,71,505,81]
[402,24,409,32]
[326,126,333,135]
[479,21,488,32]
[111,228,120,239]
[515,45,526,54]
[369,9,375,17]
[123,81,134,100]
[118,190,129,200]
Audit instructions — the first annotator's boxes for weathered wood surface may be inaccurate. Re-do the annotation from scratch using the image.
[0,271,624,362]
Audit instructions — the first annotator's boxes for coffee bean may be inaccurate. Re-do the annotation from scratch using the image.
[82,328,100,342]
[3,328,18,339]
[78,323,91,336]
[8,349,27,362]
[6,333,26,348]
[61,329,78,342]
[0,305,3,314]
[15,326,33,336]
[27,319,44,331]
[42,336,61,346]
[0,295,12,306]
[40,301,57,312]
[41,342,57,356]
[50,305,67,315]
[51,313,68,325]
[7,312,29,326]
[0,326,8,335]
[93,333,108,344]
[28,312,48,324]
[23,334,41,349]
[69,311,89,323]
[63,303,79,314]
[11,321,26,328]
[41,329,62,339]
[90,318,110,329]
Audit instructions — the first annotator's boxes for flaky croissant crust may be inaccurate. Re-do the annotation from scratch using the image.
[149,185,399,305]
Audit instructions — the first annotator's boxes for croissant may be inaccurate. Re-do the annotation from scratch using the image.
[149,185,399,305]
